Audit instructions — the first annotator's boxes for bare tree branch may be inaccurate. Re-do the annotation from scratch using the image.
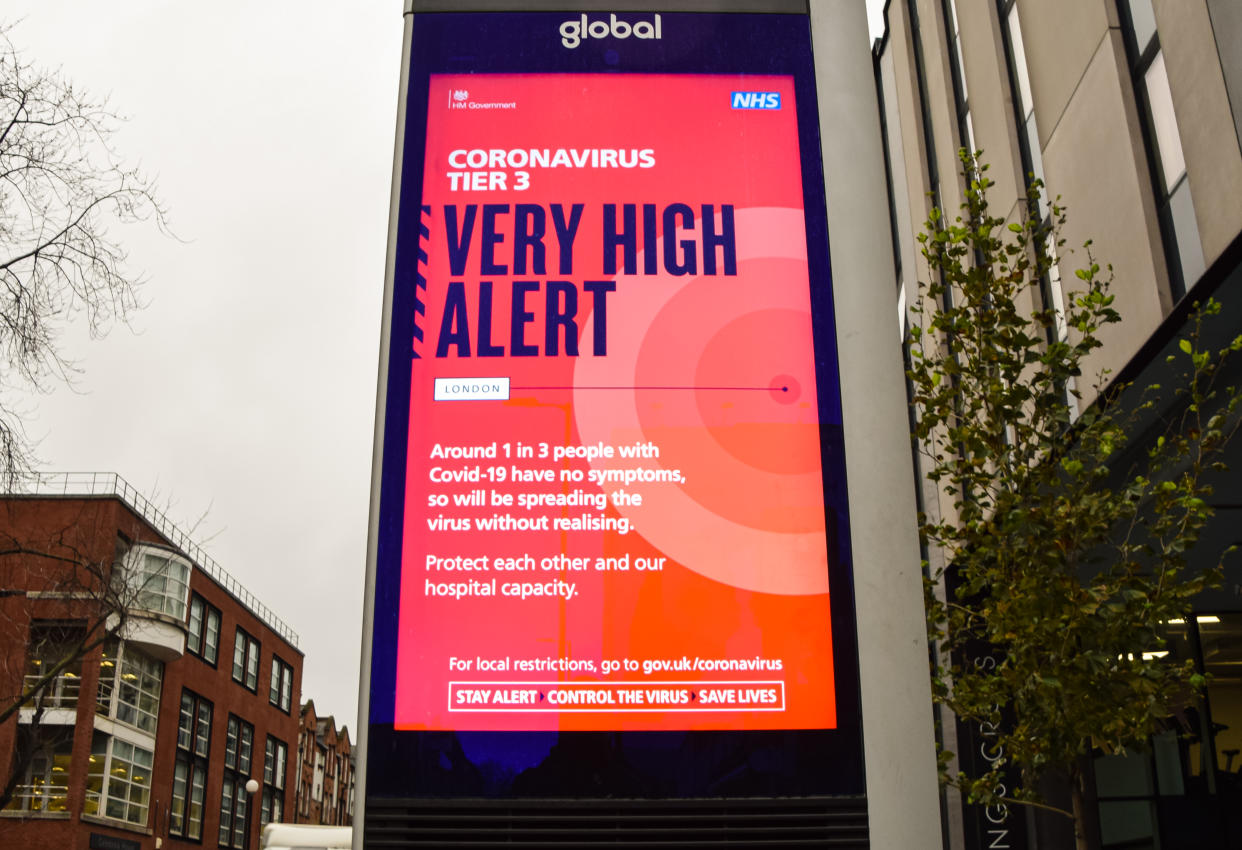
[0,22,169,485]
[0,501,179,811]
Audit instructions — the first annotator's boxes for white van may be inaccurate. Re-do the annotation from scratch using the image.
[260,823,352,849]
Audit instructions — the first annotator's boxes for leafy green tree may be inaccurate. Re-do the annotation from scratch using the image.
[908,152,1241,849]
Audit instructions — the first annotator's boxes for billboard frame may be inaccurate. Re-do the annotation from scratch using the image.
[356,2,941,845]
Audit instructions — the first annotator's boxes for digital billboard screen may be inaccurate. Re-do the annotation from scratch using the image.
[367,7,863,800]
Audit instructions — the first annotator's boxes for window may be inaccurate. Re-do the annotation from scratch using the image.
[218,774,250,849]
[96,641,163,734]
[1091,614,1242,846]
[123,547,191,620]
[1119,0,1205,297]
[998,0,1070,397]
[225,714,255,774]
[176,691,213,761]
[220,715,254,848]
[996,0,1052,215]
[2,728,73,813]
[269,656,294,713]
[327,749,339,822]
[313,747,324,803]
[170,690,212,840]
[23,622,85,710]
[187,594,222,664]
[261,736,288,828]
[232,628,260,691]
[942,0,975,156]
[1003,0,1045,195]
[86,733,153,826]
[298,732,311,816]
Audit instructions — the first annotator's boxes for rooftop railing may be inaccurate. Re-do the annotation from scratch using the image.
[9,472,300,649]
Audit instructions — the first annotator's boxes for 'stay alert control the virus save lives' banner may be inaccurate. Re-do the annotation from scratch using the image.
[395,72,837,732]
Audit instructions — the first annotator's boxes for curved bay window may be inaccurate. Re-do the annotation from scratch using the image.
[122,546,191,621]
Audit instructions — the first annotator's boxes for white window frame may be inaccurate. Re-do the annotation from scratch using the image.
[96,641,163,734]
[86,733,154,826]
[124,546,191,621]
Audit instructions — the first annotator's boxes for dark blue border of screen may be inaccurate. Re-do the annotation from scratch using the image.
[368,9,864,799]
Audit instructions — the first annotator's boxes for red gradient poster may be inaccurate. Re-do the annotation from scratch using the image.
[394,72,835,732]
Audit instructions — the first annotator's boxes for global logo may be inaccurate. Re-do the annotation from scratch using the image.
[559,13,662,49]
[452,90,468,102]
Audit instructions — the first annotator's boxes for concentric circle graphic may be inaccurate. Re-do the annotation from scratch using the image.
[574,207,830,596]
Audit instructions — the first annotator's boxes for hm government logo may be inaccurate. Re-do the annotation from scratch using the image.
[559,13,662,49]
[448,88,517,112]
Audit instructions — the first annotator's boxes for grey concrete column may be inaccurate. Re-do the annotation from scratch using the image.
[808,1,944,846]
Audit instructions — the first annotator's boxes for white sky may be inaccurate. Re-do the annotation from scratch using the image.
[6,2,888,731]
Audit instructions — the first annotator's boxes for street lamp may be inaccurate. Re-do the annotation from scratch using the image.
[245,779,260,848]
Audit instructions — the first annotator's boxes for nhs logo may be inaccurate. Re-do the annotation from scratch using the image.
[731,91,781,110]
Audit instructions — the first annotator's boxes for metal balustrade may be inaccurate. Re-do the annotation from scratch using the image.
[3,783,71,813]
[9,472,299,649]
[21,672,80,709]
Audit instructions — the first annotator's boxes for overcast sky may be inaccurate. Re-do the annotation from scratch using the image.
[7,2,887,731]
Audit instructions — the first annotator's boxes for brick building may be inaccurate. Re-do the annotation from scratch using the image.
[293,701,353,826]
[0,474,303,850]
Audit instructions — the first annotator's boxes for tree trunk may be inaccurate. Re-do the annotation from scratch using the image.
[0,703,42,812]
[1070,768,1092,850]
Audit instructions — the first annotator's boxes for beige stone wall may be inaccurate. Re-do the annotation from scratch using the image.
[1015,0,1114,150]
[1039,27,1171,386]
[879,0,1242,432]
